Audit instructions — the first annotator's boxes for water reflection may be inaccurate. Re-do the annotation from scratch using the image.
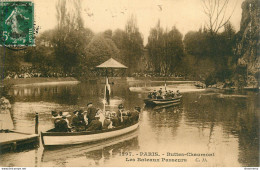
[0,81,258,167]
[182,92,259,166]
[145,105,183,138]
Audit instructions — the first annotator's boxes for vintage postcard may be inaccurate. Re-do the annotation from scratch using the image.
[0,0,259,168]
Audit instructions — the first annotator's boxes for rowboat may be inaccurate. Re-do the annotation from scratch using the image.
[144,95,182,106]
[41,130,138,162]
[41,122,139,148]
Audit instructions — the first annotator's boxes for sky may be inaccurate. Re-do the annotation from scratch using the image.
[35,0,244,45]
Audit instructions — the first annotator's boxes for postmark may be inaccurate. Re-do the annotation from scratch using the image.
[0,1,34,46]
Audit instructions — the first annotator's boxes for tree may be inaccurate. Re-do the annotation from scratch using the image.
[111,16,144,74]
[183,22,236,82]
[146,20,164,73]
[123,15,144,74]
[202,0,237,34]
[147,21,184,75]
[184,30,208,58]
[165,27,184,73]
[52,0,93,74]
[80,33,120,76]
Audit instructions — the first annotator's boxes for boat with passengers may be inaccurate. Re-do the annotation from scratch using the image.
[41,120,139,147]
[144,88,182,106]
[41,58,140,148]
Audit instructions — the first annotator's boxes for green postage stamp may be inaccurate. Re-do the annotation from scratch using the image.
[0,1,34,46]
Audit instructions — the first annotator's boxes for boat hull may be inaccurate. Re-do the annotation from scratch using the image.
[144,96,182,106]
[41,123,139,147]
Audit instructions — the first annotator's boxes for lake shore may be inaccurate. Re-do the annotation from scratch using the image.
[2,77,80,87]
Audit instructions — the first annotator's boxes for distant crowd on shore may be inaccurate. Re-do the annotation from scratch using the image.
[4,66,75,79]
[4,66,187,80]
[131,72,184,78]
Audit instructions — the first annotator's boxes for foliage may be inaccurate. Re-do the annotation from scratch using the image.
[112,15,144,74]
[183,22,236,82]
[52,0,93,74]
[80,33,120,73]
[147,20,184,75]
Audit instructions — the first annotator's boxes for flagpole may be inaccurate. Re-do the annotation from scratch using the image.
[164,71,167,91]
[104,68,107,113]
[104,78,106,112]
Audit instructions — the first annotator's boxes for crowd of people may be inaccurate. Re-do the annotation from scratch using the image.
[148,88,181,99]
[52,103,140,132]
[4,66,75,79]
[132,72,184,78]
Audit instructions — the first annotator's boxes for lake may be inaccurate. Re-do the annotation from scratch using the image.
[0,79,259,167]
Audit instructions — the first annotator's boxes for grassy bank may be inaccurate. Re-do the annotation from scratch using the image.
[2,77,79,86]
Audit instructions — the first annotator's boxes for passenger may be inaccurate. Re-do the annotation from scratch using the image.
[130,107,140,124]
[122,111,131,126]
[163,90,168,99]
[54,114,71,132]
[110,112,120,127]
[167,90,173,98]
[51,111,59,117]
[72,110,85,131]
[86,114,102,131]
[78,110,85,124]
[158,88,163,96]
[148,92,153,99]
[82,111,88,126]
[61,112,71,127]
[168,90,173,97]
[152,90,157,99]
[103,114,113,129]
[176,90,181,96]
[87,102,97,125]
[52,111,62,126]
[117,104,124,124]
[156,93,163,99]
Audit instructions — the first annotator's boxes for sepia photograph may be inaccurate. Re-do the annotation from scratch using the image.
[0,0,259,168]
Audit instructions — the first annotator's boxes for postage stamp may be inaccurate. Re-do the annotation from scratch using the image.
[0,1,34,46]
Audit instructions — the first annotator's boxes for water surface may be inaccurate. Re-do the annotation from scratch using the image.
[0,80,258,167]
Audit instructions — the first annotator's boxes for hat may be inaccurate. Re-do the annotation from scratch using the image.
[135,106,141,112]
[73,110,79,114]
[61,112,71,118]
[118,104,124,109]
[51,111,58,116]
[51,111,59,118]
[87,102,92,106]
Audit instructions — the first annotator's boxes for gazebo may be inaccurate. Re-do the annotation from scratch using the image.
[96,58,127,111]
